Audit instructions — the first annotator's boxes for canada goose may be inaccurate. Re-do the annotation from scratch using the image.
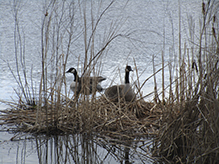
[104,65,136,102]
[66,67,106,95]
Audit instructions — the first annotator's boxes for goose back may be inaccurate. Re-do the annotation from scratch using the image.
[104,85,124,102]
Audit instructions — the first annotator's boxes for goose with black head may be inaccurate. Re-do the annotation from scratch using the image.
[66,67,106,95]
[104,65,136,102]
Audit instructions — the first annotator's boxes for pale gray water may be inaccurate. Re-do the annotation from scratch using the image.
[0,0,202,163]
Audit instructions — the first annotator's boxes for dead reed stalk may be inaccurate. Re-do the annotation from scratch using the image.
[152,1,219,163]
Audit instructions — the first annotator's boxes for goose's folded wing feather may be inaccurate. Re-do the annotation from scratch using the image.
[104,85,124,100]
[81,76,106,84]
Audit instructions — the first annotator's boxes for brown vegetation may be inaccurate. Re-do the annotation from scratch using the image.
[152,1,219,163]
[0,0,219,163]
[0,95,161,138]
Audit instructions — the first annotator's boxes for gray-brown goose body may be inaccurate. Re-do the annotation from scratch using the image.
[66,67,106,95]
[104,65,136,102]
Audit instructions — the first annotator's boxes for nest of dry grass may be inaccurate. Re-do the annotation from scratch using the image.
[0,95,162,139]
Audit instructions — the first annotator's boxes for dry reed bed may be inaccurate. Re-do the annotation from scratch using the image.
[149,1,219,162]
[0,95,162,138]
[152,64,219,163]
[152,96,219,163]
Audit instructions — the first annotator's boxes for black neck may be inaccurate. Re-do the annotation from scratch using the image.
[125,71,130,84]
[73,72,80,82]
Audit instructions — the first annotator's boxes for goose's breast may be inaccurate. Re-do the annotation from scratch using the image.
[70,81,80,92]
[123,84,135,102]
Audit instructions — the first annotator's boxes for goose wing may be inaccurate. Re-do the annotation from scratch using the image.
[81,76,106,84]
[104,85,124,102]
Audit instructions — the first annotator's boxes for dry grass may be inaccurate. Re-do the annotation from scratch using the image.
[153,93,219,163]
[1,0,219,163]
[151,1,219,163]
[0,94,162,138]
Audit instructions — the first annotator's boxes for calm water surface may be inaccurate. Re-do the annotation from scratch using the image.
[0,0,201,163]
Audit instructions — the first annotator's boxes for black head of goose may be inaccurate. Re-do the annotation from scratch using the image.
[66,67,106,95]
[104,65,136,102]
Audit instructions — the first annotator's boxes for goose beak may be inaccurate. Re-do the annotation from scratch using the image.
[66,70,71,73]
[126,65,134,72]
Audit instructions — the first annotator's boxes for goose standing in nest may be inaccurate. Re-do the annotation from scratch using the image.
[66,67,106,95]
[104,65,136,102]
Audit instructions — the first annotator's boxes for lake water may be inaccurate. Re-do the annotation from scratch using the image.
[0,0,202,163]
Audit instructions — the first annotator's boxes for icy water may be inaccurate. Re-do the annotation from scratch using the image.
[0,0,201,163]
